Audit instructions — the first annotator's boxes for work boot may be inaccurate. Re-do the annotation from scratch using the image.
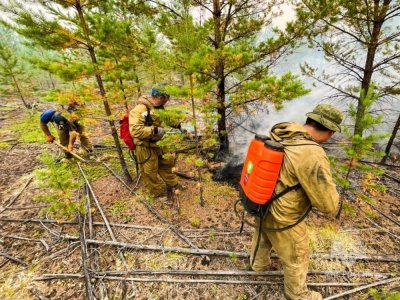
[172,183,186,196]
[166,187,175,206]
[284,290,322,300]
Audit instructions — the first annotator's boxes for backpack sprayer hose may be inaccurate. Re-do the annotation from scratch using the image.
[234,198,312,232]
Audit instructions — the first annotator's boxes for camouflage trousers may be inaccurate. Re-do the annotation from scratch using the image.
[251,217,322,300]
[57,124,93,153]
[135,145,178,197]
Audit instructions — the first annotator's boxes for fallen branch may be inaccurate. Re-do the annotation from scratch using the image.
[186,232,245,238]
[0,176,33,215]
[60,236,400,262]
[2,235,49,251]
[54,141,86,162]
[0,252,27,266]
[324,277,400,300]
[36,243,80,265]
[78,163,130,268]
[95,269,389,279]
[83,184,108,300]
[0,138,17,143]
[78,213,94,300]
[365,202,400,227]
[34,273,366,286]
[359,160,400,169]
[2,205,47,211]
[78,163,135,296]
[383,173,400,184]
[359,208,400,241]
[0,217,163,231]
[101,162,199,249]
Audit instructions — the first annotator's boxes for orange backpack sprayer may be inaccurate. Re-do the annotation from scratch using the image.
[235,134,311,268]
[239,134,285,215]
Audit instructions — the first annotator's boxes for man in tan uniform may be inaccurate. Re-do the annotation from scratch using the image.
[250,104,343,300]
[40,100,93,159]
[129,85,179,201]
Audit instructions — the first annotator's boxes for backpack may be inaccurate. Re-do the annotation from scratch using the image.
[119,103,153,151]
[239,135,289,215]
[120,113,135,151]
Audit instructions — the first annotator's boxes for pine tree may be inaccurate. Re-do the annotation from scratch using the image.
[296,0,400,144]
[332,85,389,215]
[381,113,400,163]
[86,0,153,111]
[156,0,309,153]
[0,26,31,108]
[34,151,83,219]
[1,0,137,182]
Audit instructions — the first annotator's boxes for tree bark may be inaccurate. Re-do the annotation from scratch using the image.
[354,1,389,136]
[114,57,129,112]
[213,0,229,153]
[11,74,30,109]
[48,72,55,88]
[189,74,205,206]
[381,113,400,163]
[75,0,132,183]
[119,76,129,112]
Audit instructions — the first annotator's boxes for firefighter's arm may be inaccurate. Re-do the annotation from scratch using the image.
[40,121,55,142]
[129,105,159,140]
[298,154,339,216]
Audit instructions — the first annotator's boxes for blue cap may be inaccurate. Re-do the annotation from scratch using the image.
[150,84,169,97]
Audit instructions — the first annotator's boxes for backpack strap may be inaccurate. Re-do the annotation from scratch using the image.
[270,183,301,202]
[137,101,153,126]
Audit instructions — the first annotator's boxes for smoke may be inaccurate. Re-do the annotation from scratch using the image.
[229,86,334,158]
[229,44,400,159]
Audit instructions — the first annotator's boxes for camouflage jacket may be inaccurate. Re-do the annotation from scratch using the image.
[129,96,163,147]
[269,122,339,225]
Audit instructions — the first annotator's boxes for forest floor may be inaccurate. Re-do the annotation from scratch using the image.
[0,98,399,300]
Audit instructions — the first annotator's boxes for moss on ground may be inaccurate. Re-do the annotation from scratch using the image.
[1,111,54,144]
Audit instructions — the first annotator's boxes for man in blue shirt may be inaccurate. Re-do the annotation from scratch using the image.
[40,100,93,158]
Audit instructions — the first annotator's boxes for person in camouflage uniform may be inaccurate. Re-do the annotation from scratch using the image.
[129,85,179,201]
[40,100,93,158]
[250,104,343,300]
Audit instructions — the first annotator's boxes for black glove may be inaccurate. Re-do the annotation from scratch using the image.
[154,127,165,138]
[171,123,182,130]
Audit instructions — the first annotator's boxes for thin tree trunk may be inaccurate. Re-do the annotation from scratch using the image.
[75,1,132,183]
[134,70,141,97]
[381,113,400,163]
[119,77,129,112]
[213,0,229,153]
[189,74,204,206]
[114,57,129,112]
[48,72,55,88]
[354,1,388,137]
[11,74,30,109]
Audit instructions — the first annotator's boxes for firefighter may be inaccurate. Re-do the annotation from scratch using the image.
[40,99,93,158]
[250,104,343,300]
[129,84,179,202]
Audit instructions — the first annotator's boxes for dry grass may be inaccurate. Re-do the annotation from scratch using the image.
[0,267,36,300]
[309,224,366,271]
